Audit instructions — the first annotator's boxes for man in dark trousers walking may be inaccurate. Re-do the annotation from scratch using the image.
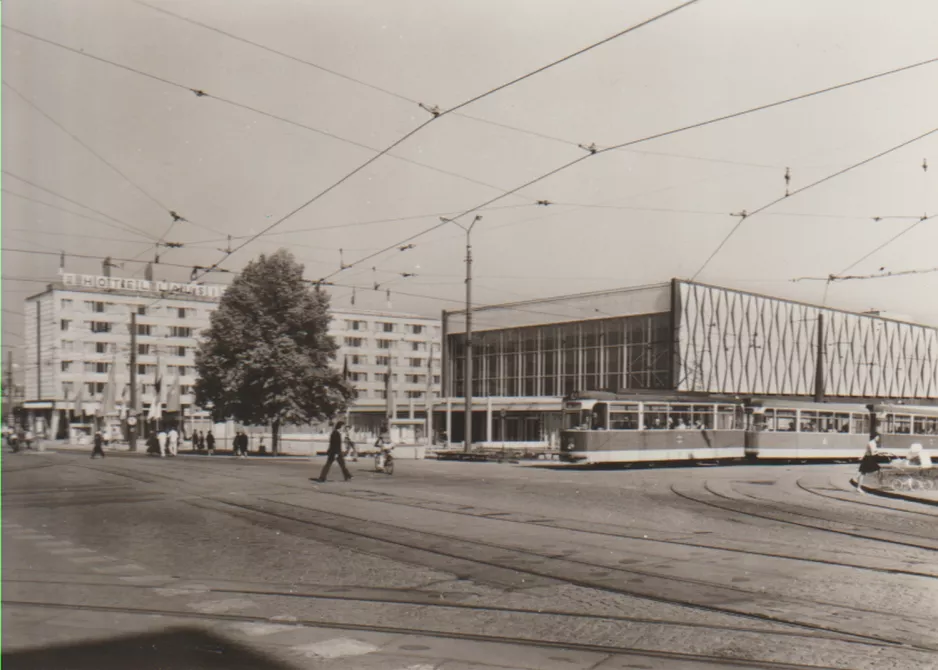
[316,421,352,482]
[91,431,106,459]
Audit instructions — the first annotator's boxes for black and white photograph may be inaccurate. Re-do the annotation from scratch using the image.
[2,1,938,668]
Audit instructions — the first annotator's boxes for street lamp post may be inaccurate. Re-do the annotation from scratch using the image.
[444,214,482,452]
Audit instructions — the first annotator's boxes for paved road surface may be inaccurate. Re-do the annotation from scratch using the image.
[3,450,937,669]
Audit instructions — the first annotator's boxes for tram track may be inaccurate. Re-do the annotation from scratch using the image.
[307,486,938,580]
[192,494,938,651]
[696,481,938,550]
[2,598,871,670]
[794,477,938,517]
[89,454,938,578]
[0,575,862,644]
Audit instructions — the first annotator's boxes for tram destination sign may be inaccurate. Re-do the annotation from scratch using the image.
[61,272,227,298]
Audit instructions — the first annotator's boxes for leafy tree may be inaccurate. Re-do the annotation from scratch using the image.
[195,249,355,454]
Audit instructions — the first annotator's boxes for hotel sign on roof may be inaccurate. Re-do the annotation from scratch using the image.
[61,273,227,299]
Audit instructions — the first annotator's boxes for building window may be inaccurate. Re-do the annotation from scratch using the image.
[137,306,147,315]
[62,382,73,397]
[90,321,112,333]
[60,319,71,331]
[433,375,441,385]
[382,323,395,333]
[406,374,426,384]
[376,355,390,366]
[346,319,363,331]
[137,324,152,336]
[94,382,106,395]
[176,346,187,357]
[412,324,424,335]
[351,372,367,382]
[350,354,365,365]
[61,340,74,352]
[409,357,422,368]
[177,308,187,319]
[406,391,424,399]
[169,326,192,338]
[345,337,363,348]
[377,339,394,349]
[61,361,72,372]
[95,362,109,374]
[61,299,73,309]
[93,301,105,313]
[95,342,108,354]
[138,344,150,355]
[172,365,188,376]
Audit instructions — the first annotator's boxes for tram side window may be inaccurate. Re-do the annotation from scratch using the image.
[563,410,581,431]
[773,409,797,432]
[644,404,668,429]
[816,411,837,433]
[888,414,912,434]
[832,413,850,433]
[669,405,693,429]
[800,410,818,432]
[851,413,870,436]
[692,405,713,429]
[912,416,938,435]
[716,405,740,430]
[608,404,640,430]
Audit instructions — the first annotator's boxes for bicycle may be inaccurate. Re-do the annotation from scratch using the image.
[375,445,394,475]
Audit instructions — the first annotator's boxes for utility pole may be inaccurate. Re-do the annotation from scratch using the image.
[461,215,482,452]
[129,312,138,451]
[813,312,825,403]
[5,350,13,425]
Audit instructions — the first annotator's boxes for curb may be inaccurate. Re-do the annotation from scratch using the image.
[850,478,938,507]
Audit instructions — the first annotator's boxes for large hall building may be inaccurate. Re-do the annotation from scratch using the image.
[438,279,938,446]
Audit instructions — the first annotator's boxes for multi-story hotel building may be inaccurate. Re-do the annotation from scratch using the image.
[22,272,441,439]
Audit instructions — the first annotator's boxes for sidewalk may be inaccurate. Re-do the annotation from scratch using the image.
[850,477,938,507]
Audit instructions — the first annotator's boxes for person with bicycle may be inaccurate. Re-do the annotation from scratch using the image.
[343,425,359,462]
[374,429,394,473]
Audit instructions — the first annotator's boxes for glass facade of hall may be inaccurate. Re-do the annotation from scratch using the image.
[447,313,672,398]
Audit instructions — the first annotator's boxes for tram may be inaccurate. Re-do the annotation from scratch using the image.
[873,404,938,452]
[744,399,871,461]
[559,392,747,464]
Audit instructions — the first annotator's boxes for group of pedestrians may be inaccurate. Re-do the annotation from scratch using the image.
[190,430,216,454]
[146,427,181,457]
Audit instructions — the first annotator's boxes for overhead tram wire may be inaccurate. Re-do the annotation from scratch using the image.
[836,213,938,275]
[793,266,938,283]
[2,171,160,241]
[133,0,758,171]
[1,26,538,204]
[1,81,224,243]
[1,189,159,242]
[0,248,234,277]
[323,56,938,282]
[689,126,938,280]
[170,1,701,285]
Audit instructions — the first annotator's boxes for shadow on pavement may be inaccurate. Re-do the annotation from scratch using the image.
[2,626,297,670]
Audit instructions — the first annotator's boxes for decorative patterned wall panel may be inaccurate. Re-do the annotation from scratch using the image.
[676,281,938,399]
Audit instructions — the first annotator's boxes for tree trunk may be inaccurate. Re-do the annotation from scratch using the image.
[272,418,280,456]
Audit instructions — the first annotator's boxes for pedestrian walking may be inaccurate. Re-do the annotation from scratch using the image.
[857,435,881,494]
[168,427,179,456]
[316,421,352,482]
[157,429,168,458]
[206,430,215,455]
[91,431,106,459]
[343,425,358,462]
[146,433,160,456]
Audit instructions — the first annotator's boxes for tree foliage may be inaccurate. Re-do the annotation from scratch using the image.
[195,249,355,452]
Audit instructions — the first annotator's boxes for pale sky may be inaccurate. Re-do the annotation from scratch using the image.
[3,0,938,376]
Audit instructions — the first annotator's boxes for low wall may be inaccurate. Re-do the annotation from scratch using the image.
[867,465,938,492]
